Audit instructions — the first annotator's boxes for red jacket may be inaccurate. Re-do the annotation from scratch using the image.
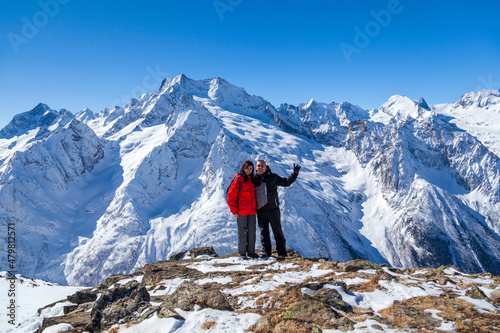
[227,173,256,216]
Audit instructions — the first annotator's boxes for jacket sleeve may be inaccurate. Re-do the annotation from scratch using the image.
[251,174,262,187]
[227,176,241,214]
[277,171,298,187]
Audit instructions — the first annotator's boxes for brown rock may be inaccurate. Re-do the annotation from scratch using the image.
[490,288,500,304]
[344,259,382,271]
[159,281,232,312]
[343,263,362,272]
[160,281,204,311]
[67,289,98,304]
[37,310,91,333]
[101,280,147,303]
[196,289,232,310]
[282,299,338,323]
[309,288,352,313]
[190,246,218,258]
[105,273,134,286]
[139,262,204,286]
[466,284,488,300]
[169,246,218,261]
[158,307,185,320]
[63,304,78,314]
[99,296,150,329]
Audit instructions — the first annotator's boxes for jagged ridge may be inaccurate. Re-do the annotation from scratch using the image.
[1,75,500,288]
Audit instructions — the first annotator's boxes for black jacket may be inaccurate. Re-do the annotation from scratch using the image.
[257,168,297,211]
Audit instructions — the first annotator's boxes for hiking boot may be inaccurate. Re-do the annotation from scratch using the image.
[259,252,274,259]
[248,253,259,259]
[239,255,249,260]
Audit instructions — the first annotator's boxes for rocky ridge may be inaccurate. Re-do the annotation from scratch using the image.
[31,247,500,333]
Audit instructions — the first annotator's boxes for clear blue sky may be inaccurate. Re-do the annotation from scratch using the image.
[1,0,499,129]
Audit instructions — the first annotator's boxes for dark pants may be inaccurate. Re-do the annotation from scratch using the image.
[257,208,287,256]
[237,214,256,256]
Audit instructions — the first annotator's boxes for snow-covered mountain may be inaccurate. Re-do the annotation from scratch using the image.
[1,75,499,286]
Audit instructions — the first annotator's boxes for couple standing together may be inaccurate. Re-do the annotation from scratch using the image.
[227,160,301,259]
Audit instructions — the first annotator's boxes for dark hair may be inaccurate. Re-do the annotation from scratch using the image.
[240,160,255,175]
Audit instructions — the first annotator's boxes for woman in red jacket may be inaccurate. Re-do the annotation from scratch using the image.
[227,160,259,259]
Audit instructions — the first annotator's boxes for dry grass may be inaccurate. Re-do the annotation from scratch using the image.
[295,259,314,271]
[379,302,439,330]
[405,296,500,332]
[457,281,474,289]
[201,320,216,329]
[378,295,500,332]
[270,320,313,333]
[348,273,381,293]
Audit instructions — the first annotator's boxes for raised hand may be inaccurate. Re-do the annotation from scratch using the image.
[293,164,301,175]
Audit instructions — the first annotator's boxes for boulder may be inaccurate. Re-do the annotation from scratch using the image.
[67,289,98,304]
[37,311,91,333]
[169,246,218,261]
[139,262,204,286]
[105,273,134,286]
[309,288,352,313]
[159,281,232,313]
[489,288,500,304]
[466,284,488,300]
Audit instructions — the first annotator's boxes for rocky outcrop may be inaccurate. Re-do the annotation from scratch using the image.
[158,281,231,312]
[33,247,500,333]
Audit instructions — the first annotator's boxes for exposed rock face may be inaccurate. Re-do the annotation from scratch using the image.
[159,280,231,312]
[138,261,204,286]
[33,247,500,333]
[491,288,500,305]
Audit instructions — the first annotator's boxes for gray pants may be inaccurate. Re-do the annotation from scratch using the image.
[237,214,256,256]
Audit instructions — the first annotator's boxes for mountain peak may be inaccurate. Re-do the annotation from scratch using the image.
[369,95,435,124]
[159,74,194,92]
[75,108,95,122]
[418,97,431,111]
[0,103,59,139]
[458,89,500,108]
[304,98,318,109]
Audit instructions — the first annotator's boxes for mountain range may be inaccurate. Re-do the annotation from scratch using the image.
[1,74,499,286]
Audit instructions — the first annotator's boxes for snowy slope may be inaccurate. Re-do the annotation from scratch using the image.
[1,76,500,287]
[0,272,81,333]
[433,89,500,157]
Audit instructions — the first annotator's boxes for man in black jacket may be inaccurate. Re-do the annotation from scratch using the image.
[255,160,300,258]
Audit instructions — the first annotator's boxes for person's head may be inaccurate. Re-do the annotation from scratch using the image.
[240,160,254,176]
[256,160,266,175]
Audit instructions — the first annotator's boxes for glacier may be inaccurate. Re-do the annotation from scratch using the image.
[1,75,499,286]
